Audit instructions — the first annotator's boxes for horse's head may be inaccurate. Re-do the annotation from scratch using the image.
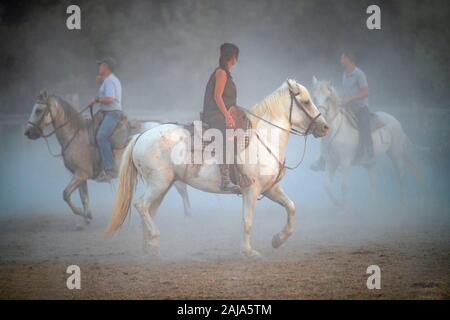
[24,90,54,139]
[286,79,328,138]
[312,76,337,115]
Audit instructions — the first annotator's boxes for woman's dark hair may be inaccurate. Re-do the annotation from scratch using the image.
[219,43,239,70]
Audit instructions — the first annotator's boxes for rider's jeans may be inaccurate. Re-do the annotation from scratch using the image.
[96,110,122,171]
[355,106,373,156]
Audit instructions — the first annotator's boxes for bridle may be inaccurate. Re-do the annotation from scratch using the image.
[288,88,322,136]
[28,99,64,139]
[239,83,322,137]
[316,94,344,148]
[236,82,324,196]
[27,97,88,157]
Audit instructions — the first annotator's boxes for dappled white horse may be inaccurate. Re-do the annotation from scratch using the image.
[105,80,328,257]
[312,77,422,208]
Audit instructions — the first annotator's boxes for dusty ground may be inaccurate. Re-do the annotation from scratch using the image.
[0,203,449,299]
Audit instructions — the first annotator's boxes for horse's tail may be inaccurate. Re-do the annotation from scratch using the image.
[403,135,426,186]
[104,134,140,237]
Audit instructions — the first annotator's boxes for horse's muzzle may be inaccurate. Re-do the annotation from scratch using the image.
[24,125,41,140]
[313,121,329,138]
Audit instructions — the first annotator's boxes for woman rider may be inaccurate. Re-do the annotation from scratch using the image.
[202,43,239,191]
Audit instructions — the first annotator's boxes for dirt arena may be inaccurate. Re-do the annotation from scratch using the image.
[1,200,449,299]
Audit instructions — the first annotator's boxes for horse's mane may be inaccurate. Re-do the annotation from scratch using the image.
[328,86,341,108]
[249,82,289,128]
[51,95,86,128]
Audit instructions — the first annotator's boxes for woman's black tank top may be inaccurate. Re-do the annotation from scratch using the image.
[202,67,237,119]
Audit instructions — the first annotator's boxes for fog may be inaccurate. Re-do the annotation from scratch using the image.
[0,0,449,265]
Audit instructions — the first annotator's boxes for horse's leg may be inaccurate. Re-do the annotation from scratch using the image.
[240,186,260,257]
[325,161,342,207]
[134,195,151,252]
[388,149,406,205]
[78,181,92,223]
[63,175,88,219]
[340,162,352,211]
[263,184,295,249]
[134,182,171,255]
[367,165,379,205]
[173,181,192,218]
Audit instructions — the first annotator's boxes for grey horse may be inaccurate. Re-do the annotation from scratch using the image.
[24,90,192,226]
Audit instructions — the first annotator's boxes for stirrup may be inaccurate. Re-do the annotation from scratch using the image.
[220,165,240,193]
[96,169,114,182]
[237,172,253,189]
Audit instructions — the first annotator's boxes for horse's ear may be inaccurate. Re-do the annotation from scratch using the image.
[312,76,318,87]
[326,81,332,90]
[39,89,48,101]
[287,79,300,94]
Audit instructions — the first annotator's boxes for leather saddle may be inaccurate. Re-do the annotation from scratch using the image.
[85,111,130,177]
[184,106,252,155]
[342,109,385,132]
[87,111,130,149]
[182,107,253,188]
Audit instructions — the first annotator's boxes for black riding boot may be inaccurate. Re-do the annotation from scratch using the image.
[219,164,240,192]
[357,107,373,158]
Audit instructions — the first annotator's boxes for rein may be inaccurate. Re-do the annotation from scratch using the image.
[237,84,320,166]
[236,89,320,137]
[237,84,321,195]
[27,99,92,157]
[318,96,345,148]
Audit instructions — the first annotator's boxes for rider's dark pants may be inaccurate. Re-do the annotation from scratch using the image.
[355,106,373,157]
[96,110,122,171]
[203,112,232,164]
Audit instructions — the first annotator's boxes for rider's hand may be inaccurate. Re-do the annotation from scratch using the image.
[96,75,104,85]
[225,112,235,128]
[89,97,98,107]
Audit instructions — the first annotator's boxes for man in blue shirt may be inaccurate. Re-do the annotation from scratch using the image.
[311,51,372,171]
[340,51,372,158]
[89,57,123,181]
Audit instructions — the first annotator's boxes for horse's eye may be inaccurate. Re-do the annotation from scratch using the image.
[35,109,41,114]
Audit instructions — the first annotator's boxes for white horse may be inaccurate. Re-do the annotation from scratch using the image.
[104,79,329,257]
[311,77,422,208]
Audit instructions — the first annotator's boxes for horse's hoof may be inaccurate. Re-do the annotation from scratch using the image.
[241,248,261,259]
[84,215,92,225]
[272,234,283,248]
[75,223,85,231]
[143,243,160,257]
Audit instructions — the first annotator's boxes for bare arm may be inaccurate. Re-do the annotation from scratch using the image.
[91,77,116,107]
[214,69,230,117]
[97,96,114,104]
[90,96,114,108]
[342,87,368,105]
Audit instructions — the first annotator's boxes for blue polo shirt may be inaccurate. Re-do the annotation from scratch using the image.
[98,73,122,112]
[342,67,369,110]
